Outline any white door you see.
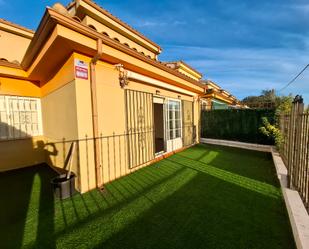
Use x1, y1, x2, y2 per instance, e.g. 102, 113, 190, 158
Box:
166, 99, 183, 152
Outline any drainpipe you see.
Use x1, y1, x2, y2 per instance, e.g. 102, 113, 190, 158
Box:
90, 38, 103, 189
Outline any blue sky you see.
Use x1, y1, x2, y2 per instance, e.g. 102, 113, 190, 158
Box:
1, 0, 309, 103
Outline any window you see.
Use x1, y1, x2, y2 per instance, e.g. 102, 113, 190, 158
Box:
88, 25, 97, 31
113, 37, 120, 42
72, 16, 81, 22
0, 95, 42, 140
167, 100, 181, 140
102, 32, 109, 37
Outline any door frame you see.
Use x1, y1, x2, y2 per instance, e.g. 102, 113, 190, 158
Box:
165, 97, 183, 153
153, 96, 166, 156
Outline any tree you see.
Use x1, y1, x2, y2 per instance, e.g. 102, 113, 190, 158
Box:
243, 89, 293, 148
242, 89, 293, 112
275, 94, 293, 116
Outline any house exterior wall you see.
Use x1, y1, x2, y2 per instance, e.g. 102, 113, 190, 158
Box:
0, 51, 201, 193
177, 68, 200, 81
0, 77, 41, 97
41, 53, 96, 193
77, 56, 201, 191
82, 16, 155, 59
0, 1, 206, 194
73, 0, 160, 55
0, 29, 32, 62
0, 136, 45, 172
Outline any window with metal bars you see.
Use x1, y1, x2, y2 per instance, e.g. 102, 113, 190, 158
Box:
0, 95, 42, 140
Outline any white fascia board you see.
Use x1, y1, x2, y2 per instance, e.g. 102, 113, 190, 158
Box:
127, 70, 197, 97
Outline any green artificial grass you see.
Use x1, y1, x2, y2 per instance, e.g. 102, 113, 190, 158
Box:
0, 144, 296, 249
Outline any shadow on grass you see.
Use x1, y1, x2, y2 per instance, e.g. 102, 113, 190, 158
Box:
0, 144, 296, 249
95, 171, 295, 249
0, 164, 57, 249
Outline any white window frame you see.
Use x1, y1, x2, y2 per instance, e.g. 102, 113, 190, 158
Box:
0, 95, 43, 140
167, 99, 182, 140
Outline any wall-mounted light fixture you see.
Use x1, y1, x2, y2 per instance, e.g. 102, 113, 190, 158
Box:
156, 90, 160, 95
178, 95, 181, 99
115, 64, 129, 88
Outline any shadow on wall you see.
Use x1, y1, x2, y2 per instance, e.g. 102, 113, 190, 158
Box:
0, 122, 58, 249
0, 121, 77, 175
0, 121, 60, 171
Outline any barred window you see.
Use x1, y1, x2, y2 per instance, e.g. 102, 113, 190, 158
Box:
0, 95, 42, 140
167, 100, 182, 140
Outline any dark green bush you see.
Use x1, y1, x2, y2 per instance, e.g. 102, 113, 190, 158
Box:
201, 109, 276, 145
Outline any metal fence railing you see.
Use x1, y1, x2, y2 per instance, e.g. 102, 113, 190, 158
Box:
279, 96, 309, 212
44, 126, 197, 191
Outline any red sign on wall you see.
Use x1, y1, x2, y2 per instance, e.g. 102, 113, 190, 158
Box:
75, 59, 88, 80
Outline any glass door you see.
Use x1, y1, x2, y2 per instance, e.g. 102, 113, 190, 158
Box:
166, 99, 182, 152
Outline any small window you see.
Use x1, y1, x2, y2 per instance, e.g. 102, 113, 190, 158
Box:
0, 58, 8, 62
0, 95, 42, 140
132, 48, 137, 51
140, 52, 145, 55
147, 55, 152, 59
124, 43, 130, 47
73, 16, 81, 22
88, 25, 97, 31
113, 37, 120, 42
102, 32, 109, 37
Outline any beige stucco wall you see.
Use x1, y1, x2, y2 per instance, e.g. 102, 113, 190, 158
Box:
41, 79, 80, 181
0, 50, 200, 194
88, 58, 200, 188
41, 80, 78, 140
177, 67, 200, 81
40, 54, 82, 189
0, 77, 41, 97
0, 29, 31, 62
82, 16, 155, 59
0, 136, 46, 172
74, 56, 96, 192
77, 0, 160, 55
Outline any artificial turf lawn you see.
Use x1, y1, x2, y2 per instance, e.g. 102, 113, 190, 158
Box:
0, 144, 296, 249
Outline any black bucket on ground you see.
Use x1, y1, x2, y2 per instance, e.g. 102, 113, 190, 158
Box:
51, 173, 76, 199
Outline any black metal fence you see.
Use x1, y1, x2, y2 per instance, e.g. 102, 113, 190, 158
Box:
46, 126, 196, 191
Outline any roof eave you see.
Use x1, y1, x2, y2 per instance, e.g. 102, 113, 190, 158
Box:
21, 7, 205, 92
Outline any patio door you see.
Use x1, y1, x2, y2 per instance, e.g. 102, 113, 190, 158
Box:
166, 99, 182, 152
125, 89, 154, 168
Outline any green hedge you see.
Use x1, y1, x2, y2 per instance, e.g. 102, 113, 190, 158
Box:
201, 109, 276, 145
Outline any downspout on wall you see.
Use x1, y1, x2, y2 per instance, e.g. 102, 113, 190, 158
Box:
90, 38, 102, 189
